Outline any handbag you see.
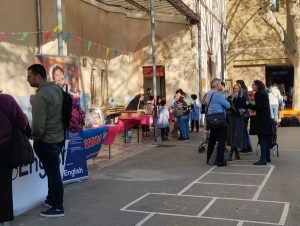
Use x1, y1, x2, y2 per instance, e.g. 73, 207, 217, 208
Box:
174, 109, 183, 118
11, 126, 34, 168
205, 93, 227, 130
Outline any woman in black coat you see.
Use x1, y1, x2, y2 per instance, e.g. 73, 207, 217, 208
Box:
247, 80, 272, 165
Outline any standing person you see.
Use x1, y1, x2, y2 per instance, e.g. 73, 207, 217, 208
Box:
205, 78, 231, 166
27, 64, 65, 217
175, 89, 190, 140
220, 81, 231, 98
237, 80, 253, 153
247, 80, 273, 165
0, 88, 29, 226
190, 94, 201, 132
170, 95, 179, 137
268, 83, 282, 124
157, 99, 170, 141
226, 83, 248, 161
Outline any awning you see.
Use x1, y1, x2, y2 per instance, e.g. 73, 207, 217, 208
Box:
95, 0, 200, 24
143, 66, 164, 77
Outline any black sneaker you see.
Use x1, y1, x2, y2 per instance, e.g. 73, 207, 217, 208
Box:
44, 200, 52, 208
40, 207, 65, 217
253, 161, 267, 166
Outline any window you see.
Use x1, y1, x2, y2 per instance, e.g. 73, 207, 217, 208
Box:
270, 0, 279, 12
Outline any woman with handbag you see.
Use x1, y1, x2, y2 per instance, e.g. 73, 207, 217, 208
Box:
247, 80, 273, 165
0, 88, 29, 226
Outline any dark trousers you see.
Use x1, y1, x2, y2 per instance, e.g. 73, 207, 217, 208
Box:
160, 127, 169, 140
33, 140, 64, 210
191, 120, 199, 132
0, 141, 14, 223
258, 135, 271, 163
207, 126, 227, 164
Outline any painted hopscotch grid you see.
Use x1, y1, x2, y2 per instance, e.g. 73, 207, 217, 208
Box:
120, 164, 290, 226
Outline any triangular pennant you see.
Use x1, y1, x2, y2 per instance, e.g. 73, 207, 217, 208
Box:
0, 32, 10, 41
17, 32, 30, 41
76, 37, 82, 49
113, 49, 118, 57
87, 41, 93, 52
44, 30, 51, 43
53, 25, 62, 32
106, 48, 110, 58
64, 32, 71, 42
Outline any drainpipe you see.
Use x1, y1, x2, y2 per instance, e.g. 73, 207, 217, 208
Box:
36, 0, 42, 54
150, 0, 158, 142
196, 0, 202, 98
220, 0, 225, 81
56, 0, 64, 55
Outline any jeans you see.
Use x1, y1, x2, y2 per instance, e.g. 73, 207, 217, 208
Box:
179, 115, 190, 139
270, 105, 279, 123
207, 126, 227, 164
33, 140, 64, 210
258, 135, 271, 163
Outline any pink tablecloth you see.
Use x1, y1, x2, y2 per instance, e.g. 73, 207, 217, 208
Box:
117, 115, 153, 132
103, 124, 123, 146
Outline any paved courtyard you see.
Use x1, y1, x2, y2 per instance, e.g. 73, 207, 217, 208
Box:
13, 127, 300, 226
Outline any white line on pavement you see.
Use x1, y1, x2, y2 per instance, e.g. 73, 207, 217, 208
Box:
231, 164, 272, 167
120, 193, 150, 211
197, 198, 218, 216
209, 172, 266, 176
177, 166, 216, 195
135, 213, 156, 226
195, 182, 259, 187
237, 221, 244, 226
252, 165, 274, 200
279, 202, 290, 225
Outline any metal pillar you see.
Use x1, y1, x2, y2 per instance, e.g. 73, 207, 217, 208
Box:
196, 0, 202, 99
36, 0, 42, 54
56, 0, 63, 55
150, 0, 158, 141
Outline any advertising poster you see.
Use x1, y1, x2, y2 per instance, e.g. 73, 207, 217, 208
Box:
63, 131, 89, 184
84, 126, 109, 160
34, 54, 80, 100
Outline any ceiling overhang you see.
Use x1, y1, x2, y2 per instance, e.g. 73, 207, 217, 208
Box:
95, 0, 200, 24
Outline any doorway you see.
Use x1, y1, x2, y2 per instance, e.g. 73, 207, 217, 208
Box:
142, 66, 166, 97
266, 66, 294, 108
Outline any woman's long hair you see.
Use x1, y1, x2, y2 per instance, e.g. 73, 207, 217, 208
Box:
233, 83, 243, 98
236, 80, 248, 92
253, 80, 266, 91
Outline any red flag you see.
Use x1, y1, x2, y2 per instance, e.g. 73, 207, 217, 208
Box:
76, 37, 82, 50
44, 30, 51, 43
0, 32, 10, 41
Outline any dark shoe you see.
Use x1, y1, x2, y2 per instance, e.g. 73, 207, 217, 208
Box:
266, 158, 271, 163
40, 207, 65, 217
217, 161, 228, 167
253, 161, 267, 166
228, 151, 233, 161
235, 150, 241, 160
44, 200, 52, 208
240, 149, 248, 153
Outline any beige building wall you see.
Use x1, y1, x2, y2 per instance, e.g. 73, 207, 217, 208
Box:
226, 0, 290, 88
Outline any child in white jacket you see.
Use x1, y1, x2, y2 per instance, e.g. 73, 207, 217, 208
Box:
157, 99, 170, 141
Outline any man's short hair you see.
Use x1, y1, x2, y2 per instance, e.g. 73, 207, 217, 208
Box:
221, 81, 226, 87
211, 78, 221, 88
28, 64, 47, 80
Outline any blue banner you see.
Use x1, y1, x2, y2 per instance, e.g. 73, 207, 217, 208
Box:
63, 130, 89, 183
83, 126, 109, 160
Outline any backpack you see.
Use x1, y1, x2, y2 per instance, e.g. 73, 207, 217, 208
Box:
61, 85, 85, 133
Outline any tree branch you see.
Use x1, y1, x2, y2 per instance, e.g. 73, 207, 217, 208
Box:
259, 1, 296, 54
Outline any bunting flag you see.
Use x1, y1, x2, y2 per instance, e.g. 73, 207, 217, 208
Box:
44, 30, 51, 43
17, 32, 29, 41
113, 49, 118, 57
87, 41, 93, 52
53, 25, 62, 32
0, 32, 10, 41
64, 32, 71, 42
76, 37, 82, 49
106, 47, 110, 58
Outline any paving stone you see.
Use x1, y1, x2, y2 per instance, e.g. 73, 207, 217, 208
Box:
200, 173, 265, 185
126, 194, 212, 216
184, 183, 257, 199
142, 214, 237, 226
203, 199, 285, 224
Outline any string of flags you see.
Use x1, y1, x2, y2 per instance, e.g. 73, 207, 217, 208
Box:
0, 25, 154, 62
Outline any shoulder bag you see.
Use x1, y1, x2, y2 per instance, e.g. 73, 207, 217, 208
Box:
205, 93, 227, 130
